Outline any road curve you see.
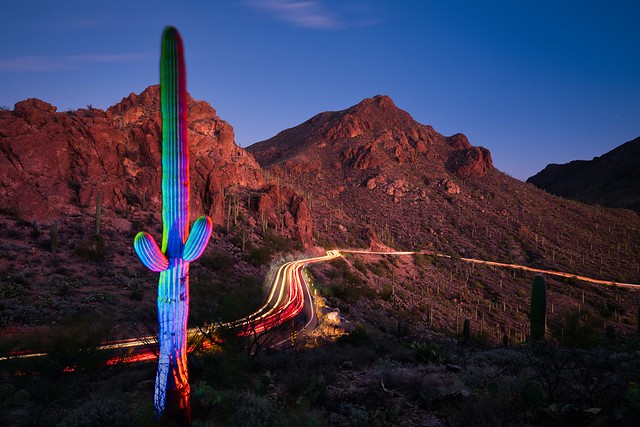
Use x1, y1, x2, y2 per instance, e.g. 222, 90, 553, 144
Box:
341, 249, 639, 289
2, 247, 635, 364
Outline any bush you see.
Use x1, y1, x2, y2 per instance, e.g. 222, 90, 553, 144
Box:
246, 246, 273, 266
353, 257, 368, 274
337, 325, 372, 347
73, 234, 108, 262
201, 249, 237, 273
410, 341, 447, 364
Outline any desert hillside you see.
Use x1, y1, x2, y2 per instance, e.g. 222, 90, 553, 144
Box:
528, 136, 640, 211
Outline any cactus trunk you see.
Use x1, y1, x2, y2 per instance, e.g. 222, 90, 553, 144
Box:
133, 27, 212, 425
530, 274, 547, 341
462, 318, 470, 343
95, 191, 102, 235
155, 259, 191, 423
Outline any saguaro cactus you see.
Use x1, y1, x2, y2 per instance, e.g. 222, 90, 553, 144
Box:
95, 190, 102, 235
530, 274, 547, 341
133, 26, 212, 424
462, 318, 470, 343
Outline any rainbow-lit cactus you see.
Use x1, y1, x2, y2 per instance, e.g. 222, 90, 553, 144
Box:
133, 26, 212, 423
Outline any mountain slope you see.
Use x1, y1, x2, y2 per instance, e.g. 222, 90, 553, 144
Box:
248, 96, 640, 284
0, 86, 313, 243
527, 136, 640, 211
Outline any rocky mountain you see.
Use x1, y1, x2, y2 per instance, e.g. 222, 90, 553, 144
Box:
248, 95, 640, 284
2, 90, 640, 427
527, 136, 640, 211
0, 86, 312, 243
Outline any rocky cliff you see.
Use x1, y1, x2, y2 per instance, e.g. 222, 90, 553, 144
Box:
0, 86, 313, 244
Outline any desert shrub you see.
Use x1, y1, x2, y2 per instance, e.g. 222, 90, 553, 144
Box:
368, 259, 390, 277
410, 341, 447, 364
264, 231, 302, 253
378, 285, 393, 301
0, 280, 29, 298
73, 234, 108, 262
128, 283, 144, 301
81, 291, 117, 305
327, 282, 375, 303
337, 325, 372, 347
353, 257, 368, 274
414, 253, 436, 268
57, 397, 130, 427
201, 249, 237, 273
246, 246, 273, 266
555, 311, 602, 349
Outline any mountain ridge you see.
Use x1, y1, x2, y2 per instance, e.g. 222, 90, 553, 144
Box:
247, 94, 639, 285
527, 136, 640, 211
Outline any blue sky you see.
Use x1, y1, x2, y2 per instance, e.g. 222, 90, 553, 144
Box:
1, 0, 638, 180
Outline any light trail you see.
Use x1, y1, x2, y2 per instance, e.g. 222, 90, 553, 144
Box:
0, 251, 340, 364
2, 247, 635, 365
341, 249, 639, 289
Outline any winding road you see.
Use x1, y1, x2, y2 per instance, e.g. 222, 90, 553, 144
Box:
1, 248, 636, 364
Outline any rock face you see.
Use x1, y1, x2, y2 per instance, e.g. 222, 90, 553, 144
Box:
446, 146, 493, 178
247, 94, 495, 251
0, 86, 313, 244
527, 136, 640, 211
243, 92, 639, 280
249, 94, 492, 178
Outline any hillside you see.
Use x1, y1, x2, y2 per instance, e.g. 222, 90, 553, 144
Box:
527, 136, 640, 211
0, 86, 313, 243
247, 96, 640, 284
2, 91, 640, 426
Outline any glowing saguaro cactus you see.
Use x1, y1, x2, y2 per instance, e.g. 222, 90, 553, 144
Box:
133, 26, 212, 423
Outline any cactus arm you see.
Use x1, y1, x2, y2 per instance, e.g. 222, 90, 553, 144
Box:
134, 232, 169, 272
160, 26, 190, 257
133, 26, 211, 423
183, 216, 213, 262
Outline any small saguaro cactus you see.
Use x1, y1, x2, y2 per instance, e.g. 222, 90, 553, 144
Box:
530, 274, 547, 341
133, 26, 212, 424
95, 191, 102, 235
462, 318, 470, 343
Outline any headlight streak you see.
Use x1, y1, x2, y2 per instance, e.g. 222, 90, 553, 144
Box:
2, 248, 636, 366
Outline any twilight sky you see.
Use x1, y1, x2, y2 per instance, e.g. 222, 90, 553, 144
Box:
1, 0, 638, 180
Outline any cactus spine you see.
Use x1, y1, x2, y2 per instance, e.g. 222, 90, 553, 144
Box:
530, 274, 547, 341
133, 27, 212, 424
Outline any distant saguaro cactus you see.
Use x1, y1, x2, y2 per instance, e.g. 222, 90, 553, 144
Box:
462, 318, 470, 343
133, 26, 212, 424
530, 274, 547, 341
95, 191, 102, 235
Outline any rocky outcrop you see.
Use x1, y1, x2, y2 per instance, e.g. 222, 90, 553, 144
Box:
257, 184, 313, 244
446, 146, 493, 178
0, 87, 314, 245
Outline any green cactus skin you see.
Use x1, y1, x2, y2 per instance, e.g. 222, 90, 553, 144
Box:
133, 27, 212, 424
530, 274, 547, 341
95, 191, 102, 235
462, 318, 470, 342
